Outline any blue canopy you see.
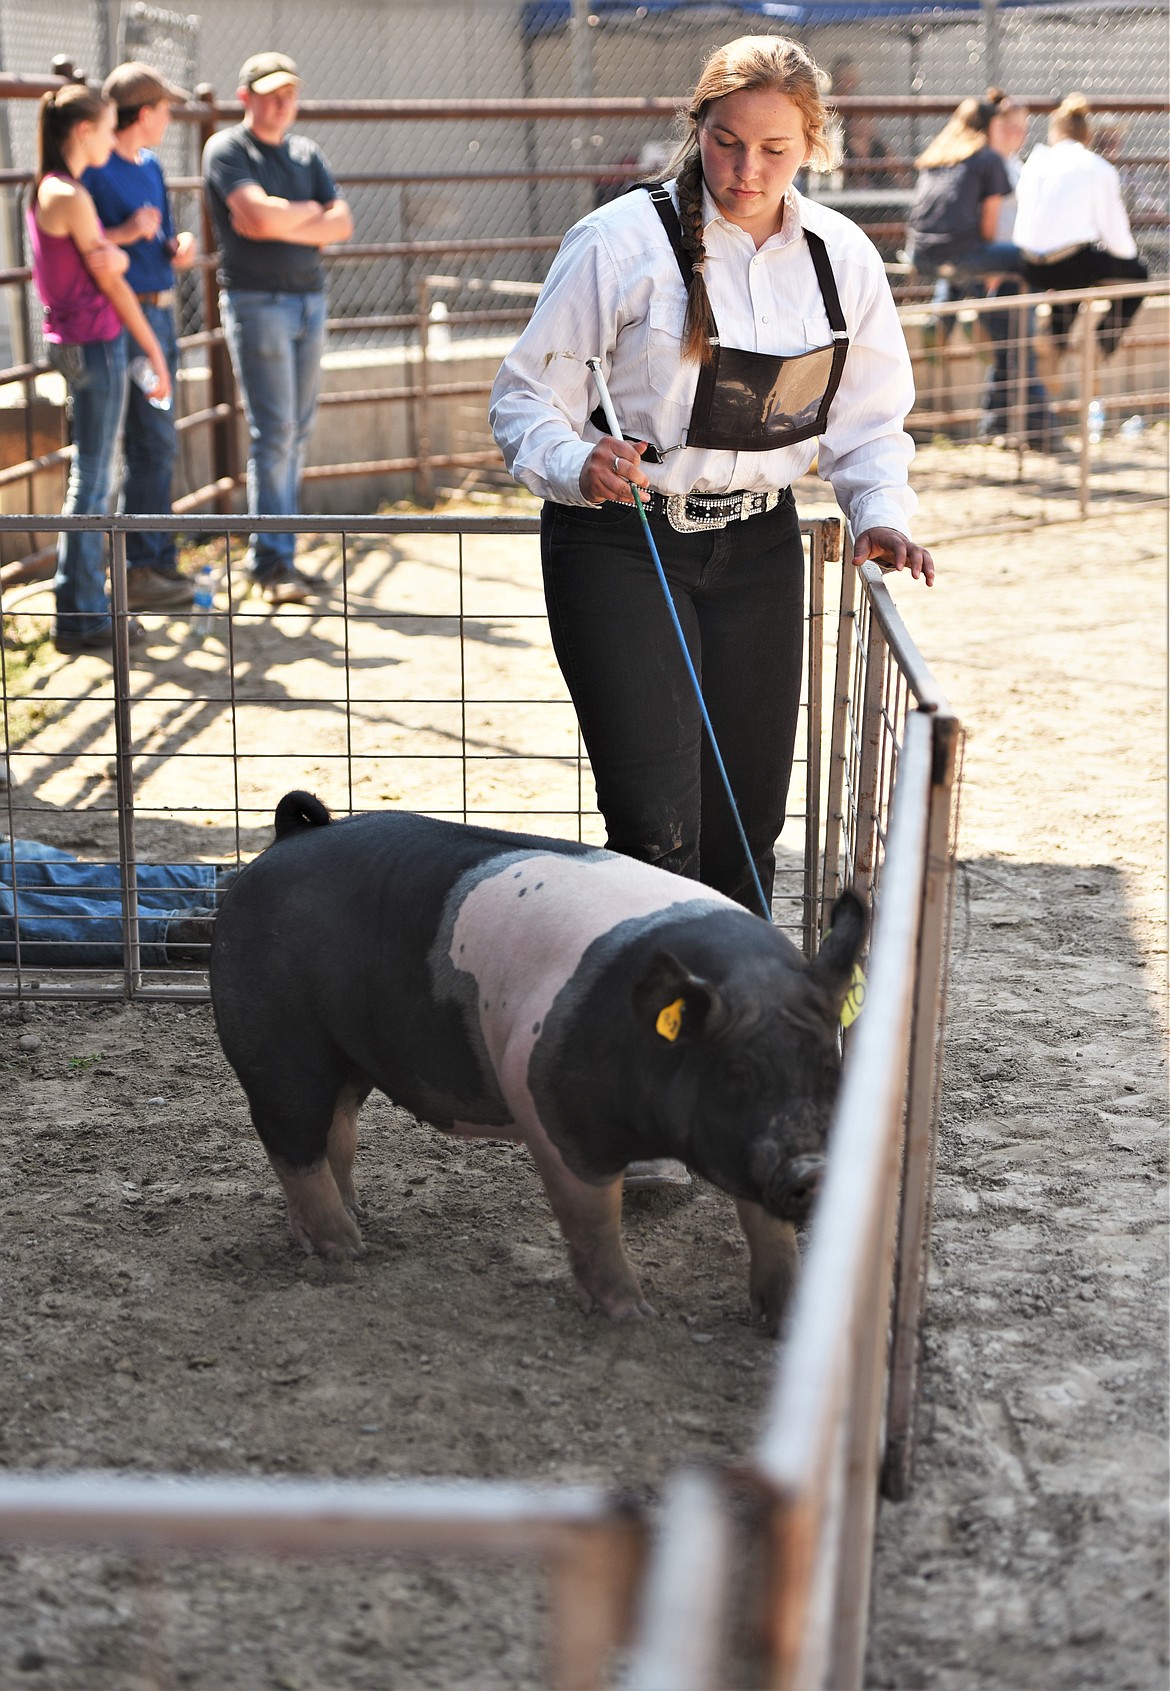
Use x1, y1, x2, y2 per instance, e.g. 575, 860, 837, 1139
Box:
522, 0, 1065, 37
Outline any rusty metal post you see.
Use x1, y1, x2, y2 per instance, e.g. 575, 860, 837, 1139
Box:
414, 276, 435, 507
1078, 299, 1101, 518
195, 87, 239, 514
623, 1469, 732, 1691
1009, 291, 1028, 462
546, 1511, 645, 1691
803, 521, 828, 957
851, 607, 887, 906
882, 712, 963, 1501
108, 525, 141, 995
821, 548, 857, 924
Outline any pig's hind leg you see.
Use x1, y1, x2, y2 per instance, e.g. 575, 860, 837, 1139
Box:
247, 1067, 371, 1262
326, 1082, 369, 1220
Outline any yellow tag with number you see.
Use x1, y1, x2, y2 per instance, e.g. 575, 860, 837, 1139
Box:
656, 997, 685, 1041
840, 963, 867, 1029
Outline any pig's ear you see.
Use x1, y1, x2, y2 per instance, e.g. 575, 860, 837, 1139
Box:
632, 950, 727, 1045
810, 891, 868, 1009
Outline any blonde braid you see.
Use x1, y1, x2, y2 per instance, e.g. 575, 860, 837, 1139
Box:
676, 152, 718, 366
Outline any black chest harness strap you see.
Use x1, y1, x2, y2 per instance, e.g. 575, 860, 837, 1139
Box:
589, 183, 850, 460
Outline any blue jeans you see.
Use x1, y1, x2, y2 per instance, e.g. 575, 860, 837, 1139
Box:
914, 239, 1023, 298
121, 302, 181, 575
220, 288, 327, 578
49, 336, 128, 640
0, 841, 216, 969
981, 278, 1056, 445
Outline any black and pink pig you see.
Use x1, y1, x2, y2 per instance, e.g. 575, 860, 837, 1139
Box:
209, 792, 865, 1333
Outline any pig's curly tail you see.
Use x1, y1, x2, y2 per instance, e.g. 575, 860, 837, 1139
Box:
275, 790, 332, 838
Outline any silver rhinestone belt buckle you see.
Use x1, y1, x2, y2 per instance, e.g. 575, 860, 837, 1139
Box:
665, 492, 741, 533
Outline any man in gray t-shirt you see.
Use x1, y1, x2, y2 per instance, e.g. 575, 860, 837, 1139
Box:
202, 53, 353, 602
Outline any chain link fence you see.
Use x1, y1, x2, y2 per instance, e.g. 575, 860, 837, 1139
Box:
1, 1, 1165, 340
0, 1, 1164, 536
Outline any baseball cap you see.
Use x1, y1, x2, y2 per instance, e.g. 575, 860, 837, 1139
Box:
103, 61, 190, 108
239, 52, 301, 95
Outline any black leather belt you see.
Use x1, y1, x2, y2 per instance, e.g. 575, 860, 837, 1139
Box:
642, 488, 784, 533
1021, 243, 1094, 267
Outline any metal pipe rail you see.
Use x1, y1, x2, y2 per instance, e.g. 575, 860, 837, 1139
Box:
0, 1473, 647, 1691
755, 710, 933, 1691
0, 525, 963, 1685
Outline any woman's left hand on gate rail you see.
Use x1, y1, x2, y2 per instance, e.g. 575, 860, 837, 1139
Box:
853, 528, 935, 587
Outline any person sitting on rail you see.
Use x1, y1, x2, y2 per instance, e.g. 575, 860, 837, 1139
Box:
1014, 92, 1149, 361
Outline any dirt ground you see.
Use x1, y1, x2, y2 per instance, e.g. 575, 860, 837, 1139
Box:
0, 437, 1166, 1689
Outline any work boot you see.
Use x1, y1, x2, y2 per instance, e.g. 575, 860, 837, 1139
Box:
256, 565, 315, 607
54, 617, 147, 656
164, 906, 217, 967
126, 568, 196, 611
623, 1158, 692, 1192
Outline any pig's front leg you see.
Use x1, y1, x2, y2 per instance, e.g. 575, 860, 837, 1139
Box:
525, 1131, 654, 1321
735, 1197, 799, 1335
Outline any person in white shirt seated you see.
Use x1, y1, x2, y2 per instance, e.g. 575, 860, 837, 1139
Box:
978, 100, 1058, 449
1014, 92, 1148, 358
491, 33, 932, 918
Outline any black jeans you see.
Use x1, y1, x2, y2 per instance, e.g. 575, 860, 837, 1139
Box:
542, 491, 804, 911
1022, 248, 1149, 359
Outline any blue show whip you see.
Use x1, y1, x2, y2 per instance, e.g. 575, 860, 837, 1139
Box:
585, 357, 772, 924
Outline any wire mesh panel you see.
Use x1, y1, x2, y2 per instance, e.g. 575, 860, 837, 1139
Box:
0, 512, 841, 998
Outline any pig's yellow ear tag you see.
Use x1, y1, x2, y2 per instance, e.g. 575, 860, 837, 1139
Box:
656, 997, 685, 1041
840, 964, 866, 1029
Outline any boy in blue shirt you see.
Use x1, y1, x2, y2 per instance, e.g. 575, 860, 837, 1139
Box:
84, 62, 198, 611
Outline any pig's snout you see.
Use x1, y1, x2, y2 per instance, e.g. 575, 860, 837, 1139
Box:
753, 1141, 825, 1221
779, 1154, 824, 1216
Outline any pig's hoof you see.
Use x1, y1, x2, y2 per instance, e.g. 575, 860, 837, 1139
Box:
617, 1297, 657, 1321
748, 1287, 788, 1337
599, 1293, 657, 1321
289, 1214, 367, 1262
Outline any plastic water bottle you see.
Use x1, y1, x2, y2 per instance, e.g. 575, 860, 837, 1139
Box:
1087, 398, 1105, 444
428, 299, 451, 355
191, 565, 216, 638
1119, 413, 1146, 439
128, 355, 172, 411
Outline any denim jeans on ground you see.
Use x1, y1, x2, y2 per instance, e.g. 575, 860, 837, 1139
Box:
121, 302, 180, 575
1, 842, 216, 969
541, 492, 805, 912
220, 288, 327, 578
50, 336, 128, 639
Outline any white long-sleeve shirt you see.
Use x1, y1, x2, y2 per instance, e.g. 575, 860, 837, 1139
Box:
489, 182, 917, 537
1013, 140, 1138, 260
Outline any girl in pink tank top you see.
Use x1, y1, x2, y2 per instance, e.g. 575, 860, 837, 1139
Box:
31, 82, 172, 652
27, 183, 120, 344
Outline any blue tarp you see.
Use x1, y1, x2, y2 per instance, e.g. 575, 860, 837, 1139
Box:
522, 0, 1086, 37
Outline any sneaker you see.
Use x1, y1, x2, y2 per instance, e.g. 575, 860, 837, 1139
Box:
164, 905, 218, 966
256, 566, 314, 607
127, 568, 196, 611
54, 617, 147, 656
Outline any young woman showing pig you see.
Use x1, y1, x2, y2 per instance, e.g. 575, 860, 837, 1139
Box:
491, 34, 932, 922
